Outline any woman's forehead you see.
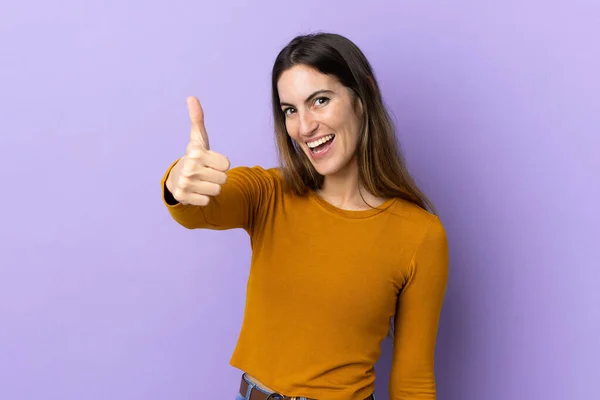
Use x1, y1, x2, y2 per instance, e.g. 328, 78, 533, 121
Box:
278, 65, 340, 100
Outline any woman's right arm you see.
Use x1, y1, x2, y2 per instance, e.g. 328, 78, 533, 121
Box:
161, 159, 275, 232
160, 96, 274, 233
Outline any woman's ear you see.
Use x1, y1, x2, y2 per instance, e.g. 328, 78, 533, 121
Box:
367, 75, 376, 91
354, 92, 364, 117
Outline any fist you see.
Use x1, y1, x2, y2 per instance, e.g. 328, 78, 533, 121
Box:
166, 96, 231, 206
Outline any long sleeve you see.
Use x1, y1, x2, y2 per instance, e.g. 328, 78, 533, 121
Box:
160, 159, 276, 233
389, 216, 449, 399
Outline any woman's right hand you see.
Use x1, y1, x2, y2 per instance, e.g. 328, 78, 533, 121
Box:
165, 96, 231, 206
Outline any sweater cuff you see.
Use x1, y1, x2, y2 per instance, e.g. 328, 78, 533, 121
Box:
161, 159, 183, 208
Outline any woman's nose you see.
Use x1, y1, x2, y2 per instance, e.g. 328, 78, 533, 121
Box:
298, 111, 318, 137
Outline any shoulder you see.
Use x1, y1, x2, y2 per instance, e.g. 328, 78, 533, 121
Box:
225, 165, 284, 196
386, 199, 448, 256
227, 165, 282, 183
391, 198, 444, 234
400, 201, 448, 266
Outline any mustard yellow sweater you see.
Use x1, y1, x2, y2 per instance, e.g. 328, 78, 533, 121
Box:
161, 161, 449, 400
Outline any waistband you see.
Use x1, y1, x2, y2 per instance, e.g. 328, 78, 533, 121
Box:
239, 373, 375, 400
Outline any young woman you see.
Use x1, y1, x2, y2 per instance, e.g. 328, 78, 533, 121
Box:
161, 32, 449, 400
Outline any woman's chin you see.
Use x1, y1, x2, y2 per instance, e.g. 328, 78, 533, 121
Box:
311, 159, 346, 177
311, 153, 357, 178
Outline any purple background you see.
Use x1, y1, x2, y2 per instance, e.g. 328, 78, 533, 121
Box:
1, 1, 599, 399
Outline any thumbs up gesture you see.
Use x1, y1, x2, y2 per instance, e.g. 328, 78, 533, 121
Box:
166, 96, 231, 206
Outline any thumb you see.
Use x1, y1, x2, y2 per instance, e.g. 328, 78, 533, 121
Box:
187, 96, 210, 150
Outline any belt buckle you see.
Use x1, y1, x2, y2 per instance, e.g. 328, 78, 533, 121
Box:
266, 392, 297, 400
266, 394, 295, 400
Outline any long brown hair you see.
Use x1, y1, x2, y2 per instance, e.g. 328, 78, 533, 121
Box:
271, 32, 436, 214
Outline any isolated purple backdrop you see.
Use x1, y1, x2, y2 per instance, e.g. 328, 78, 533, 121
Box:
1, 1, 599, 399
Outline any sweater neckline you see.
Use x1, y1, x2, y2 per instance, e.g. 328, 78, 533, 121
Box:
307, 190, 397, 219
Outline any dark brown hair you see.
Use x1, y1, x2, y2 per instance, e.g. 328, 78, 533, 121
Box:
271, 32, 436, 214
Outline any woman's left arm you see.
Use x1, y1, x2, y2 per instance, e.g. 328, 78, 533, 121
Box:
389, 216, 449, 400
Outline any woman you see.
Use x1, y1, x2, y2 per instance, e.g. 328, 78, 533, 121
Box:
161, 32, 448, 400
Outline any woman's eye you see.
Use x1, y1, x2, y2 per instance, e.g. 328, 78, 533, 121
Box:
282, 98, 327, 116
315, 97, 329, 106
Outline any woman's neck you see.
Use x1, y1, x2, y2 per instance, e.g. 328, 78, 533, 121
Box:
316, 159, 387, 211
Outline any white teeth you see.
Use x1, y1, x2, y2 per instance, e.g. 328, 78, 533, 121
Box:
307, 134, 334, 148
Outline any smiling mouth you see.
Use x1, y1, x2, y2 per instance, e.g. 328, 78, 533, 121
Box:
307, 134, 335, 154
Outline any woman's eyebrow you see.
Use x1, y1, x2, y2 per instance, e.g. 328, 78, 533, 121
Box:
280, 89, 335, 107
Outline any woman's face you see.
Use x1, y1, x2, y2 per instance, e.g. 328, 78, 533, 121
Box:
277, 64, 363, 177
